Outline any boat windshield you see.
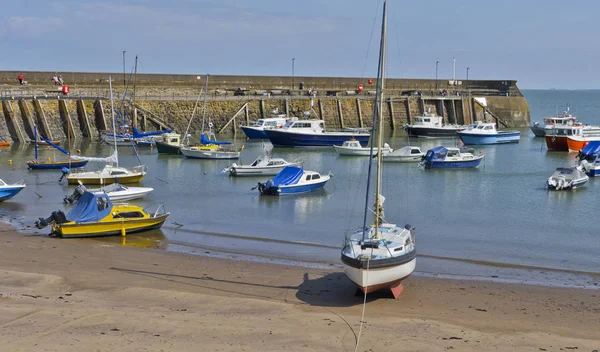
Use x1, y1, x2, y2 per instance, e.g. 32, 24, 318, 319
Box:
253, 120, 265, 127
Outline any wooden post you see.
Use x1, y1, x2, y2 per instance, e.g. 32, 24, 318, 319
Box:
58, 100, 76, 142
244, 103, 249, 125
450, 99, 457, 124
76, 100, 94, 138
132, 107, 138, 130
218, 102, 249, 134
388, 99, 395, 130
94, 100, 108, 131
405, 99, 412, 125
32, 99, 53, 140
337, 99, 345, 129
318, 99, 324, 119
419, 97, 425, 114
356, 98, 363, 128
260, 99, 266, 119
285, 99, 290, 118
18, 100, 36, 140
2, 101, 26, 142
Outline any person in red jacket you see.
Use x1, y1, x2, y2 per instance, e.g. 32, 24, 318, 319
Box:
18, 74, 24, 85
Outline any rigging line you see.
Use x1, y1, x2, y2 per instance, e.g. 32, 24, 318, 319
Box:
360, 0, 384, 79
354, 250, 372, 352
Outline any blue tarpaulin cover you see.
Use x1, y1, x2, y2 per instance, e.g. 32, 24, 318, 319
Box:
132, 127, 173, 138
201, 133, 232, 145
66, 191, 113, 223
424, 146, 448, 162
269, 166, 304, 186
581, 141, 600, 157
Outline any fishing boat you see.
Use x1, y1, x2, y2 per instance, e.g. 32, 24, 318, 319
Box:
35, 191, 168, 238
566, 134, 600, 152
420, 146, 484, 169
65, 78, 147, 185
240, 111, 290, 139
530, 108, 579, 137
403, 110, 469, 138
256, 166, 330, 195
547, 166, 589, 190
223, 153, 301, 176
457, 121, 520, 145
333, 139, 392, 156
155, 132, 182, 154
264, 119, 370, 147
544, 124, 600, 151
578, 141, 600, 177
341, 0, 416, 300
0, 179, 26, 201
381, 146, 424, 162
27, 126, 88, 170
64, 183, 154, 203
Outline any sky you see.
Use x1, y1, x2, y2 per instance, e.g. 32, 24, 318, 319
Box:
0, 0, 598, 89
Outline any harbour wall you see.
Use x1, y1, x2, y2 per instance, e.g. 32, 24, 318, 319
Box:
0, 71, 529, 142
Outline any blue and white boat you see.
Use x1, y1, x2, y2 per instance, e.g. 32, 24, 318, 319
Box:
241, 115, 290, 139
256, 166, 330, 195
547, 167, 589, 190
264, 120, 370, 147
578, 141, 600, 177
420, 146, 484, 169
457, 122, 520, 145
0, 179, 26, 201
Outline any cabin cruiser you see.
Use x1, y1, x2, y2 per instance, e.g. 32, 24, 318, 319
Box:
264, 119, 370, 147
403, 112, 468, 138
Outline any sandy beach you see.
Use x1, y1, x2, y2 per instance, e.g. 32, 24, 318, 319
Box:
0, 223, 598, 351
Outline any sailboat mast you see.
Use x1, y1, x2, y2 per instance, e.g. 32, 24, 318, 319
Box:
109, 76, 119, 168
183, 77, 205, 146
200, 74, 209, 134
34, 125, 38, 160
374, 0, 388, 232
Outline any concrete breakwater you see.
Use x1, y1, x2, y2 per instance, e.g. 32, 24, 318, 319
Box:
0, 71, 529, 142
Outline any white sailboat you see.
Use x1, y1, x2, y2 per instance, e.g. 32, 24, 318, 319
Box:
341, 0, 416, 299
180, 74, 243, 159
65, 77, 147, 185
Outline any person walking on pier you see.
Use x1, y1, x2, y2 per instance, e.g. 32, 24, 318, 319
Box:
18, 73, 24, 85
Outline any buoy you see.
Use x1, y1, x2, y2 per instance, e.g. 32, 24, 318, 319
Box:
62, 85, 70, 95
9, 159, 12, 164
357, 83, 364, 93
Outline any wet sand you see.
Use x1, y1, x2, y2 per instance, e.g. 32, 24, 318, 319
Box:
0, 223, 599, 351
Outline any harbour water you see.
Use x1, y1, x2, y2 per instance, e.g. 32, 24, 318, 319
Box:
1, 89, 599, 287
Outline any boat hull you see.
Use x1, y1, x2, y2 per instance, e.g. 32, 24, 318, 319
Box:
545, 135, 568, 151
530, 125, 546, 137
181, 148, 240, 159
230, 162, 302, 176
265, 129, 370, 147
382, 155, 422, 162
105, 188, 153, 201
0, 186, 25, 201
67, 173, 145, 185
342, 257, 416, 294
28, 160, 88, 170
404, 126, 463, 138
155, 141, 181, 154
241, 126, 268, 139
333, 146, 391, 156
547, 178, 588, 190
457, 132, 520, 145
424, 156, 484, 169
56, 214, 169, 238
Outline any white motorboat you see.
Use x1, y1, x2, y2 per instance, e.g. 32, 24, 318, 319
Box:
341, 0, 416, 300
64, 183, 154, 203
547, 166, 589, 190
63, 164, 147, 185
333, 139, 392, 156
0, 179, 26, 201
381, 146, 424, 162
403, 111, 469, 138
181, 145, 241, 159
240, 110, 291, 139
223, 154, 301, 176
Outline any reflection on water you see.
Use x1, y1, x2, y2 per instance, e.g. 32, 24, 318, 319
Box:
88, 229, 167, 249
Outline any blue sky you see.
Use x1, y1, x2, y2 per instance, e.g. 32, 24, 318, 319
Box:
1, 0, 598, 89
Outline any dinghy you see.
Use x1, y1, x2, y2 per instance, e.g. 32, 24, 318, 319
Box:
547, 166, 589, 190
256, 166, 330, 195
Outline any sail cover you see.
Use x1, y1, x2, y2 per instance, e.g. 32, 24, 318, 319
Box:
132, 127, 173, 138
71, 150, 119, 164
66, 191, 113, 223
40, 136, 70, 155
580, 141, 600, 157
269, 166, 304, 186
201, 133, 232, 145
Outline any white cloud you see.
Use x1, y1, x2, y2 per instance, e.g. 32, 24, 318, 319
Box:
6, 16, 64, 39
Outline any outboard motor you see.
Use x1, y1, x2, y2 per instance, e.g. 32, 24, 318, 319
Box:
59, 167, 70, 182
35, 210, 67, 229
64, 184, 87, 204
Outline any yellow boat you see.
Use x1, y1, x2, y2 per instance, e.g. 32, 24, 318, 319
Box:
35, 191, 169, 238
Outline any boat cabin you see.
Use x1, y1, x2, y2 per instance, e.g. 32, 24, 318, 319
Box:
302, 171, 323, 182
250, 157, 288, 167
251, 117, 288, 129
341, 139, 362, 148
465, 122, 498, 134
411, 112, 443, 127
160, 132, 181, 146
282, 119, 325, 133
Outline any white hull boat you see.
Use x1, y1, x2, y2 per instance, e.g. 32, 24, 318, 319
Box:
181, 146, 240, 159
334, 140, 392, 156
547, 166, 589, 190
65, 183, 154, 203
223, 155, 301, 176
63, 164, 147, 185
382, 146, 424, 162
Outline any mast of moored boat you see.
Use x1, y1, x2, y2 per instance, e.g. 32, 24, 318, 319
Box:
200, 74, 209, 137
33, 125, 38, 161
109, 77, 119, 168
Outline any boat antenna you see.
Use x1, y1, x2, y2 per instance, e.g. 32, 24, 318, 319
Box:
109, 76, 119, 168
361, 0, 387, 241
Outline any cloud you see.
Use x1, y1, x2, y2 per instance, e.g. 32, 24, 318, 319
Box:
6, 16, 64, 39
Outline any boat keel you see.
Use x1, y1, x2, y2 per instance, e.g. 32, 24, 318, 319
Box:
389, 281, 404, 299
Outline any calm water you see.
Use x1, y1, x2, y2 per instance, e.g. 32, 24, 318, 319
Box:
1, 89, 599, 285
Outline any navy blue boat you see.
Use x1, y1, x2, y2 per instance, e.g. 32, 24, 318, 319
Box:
264, 120, 370, 147
257, 166, 331, 195
420, 146, 484, 169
